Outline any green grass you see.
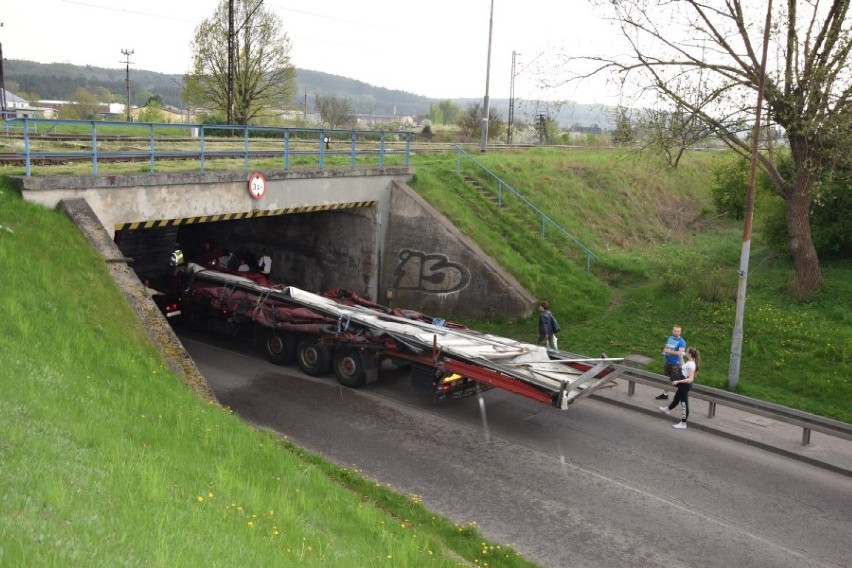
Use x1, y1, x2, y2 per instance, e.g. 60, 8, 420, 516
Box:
1, 144, 849, 565
0, 179, 535, 567
409, 149, 851, 423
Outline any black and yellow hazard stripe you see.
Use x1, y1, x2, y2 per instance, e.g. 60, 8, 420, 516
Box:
114, 200, 377, 232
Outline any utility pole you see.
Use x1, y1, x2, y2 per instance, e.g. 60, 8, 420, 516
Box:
1, 22, 7, 119
728, 0, 773, 390
479, 0, 495, 153
121, 49, 134, 122
508, 51, 517, 144
228, 0, 235, 127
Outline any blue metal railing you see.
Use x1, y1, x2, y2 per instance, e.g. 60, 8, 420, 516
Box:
1, 118, 414, 177
453, 145, 599, 273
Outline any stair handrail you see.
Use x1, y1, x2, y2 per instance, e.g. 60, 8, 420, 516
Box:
453, 145, 599, 273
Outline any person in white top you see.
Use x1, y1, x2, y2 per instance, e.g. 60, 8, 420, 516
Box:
659, 347, 700, 429
258, 248, 272, 275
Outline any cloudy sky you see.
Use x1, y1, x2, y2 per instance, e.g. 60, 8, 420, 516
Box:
2, 0, 624, 104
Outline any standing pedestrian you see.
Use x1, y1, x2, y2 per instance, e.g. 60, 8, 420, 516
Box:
656, 325, 686, 400
258, 248, 272, 276
660, 347, 700, 429
537, 300, 560, 351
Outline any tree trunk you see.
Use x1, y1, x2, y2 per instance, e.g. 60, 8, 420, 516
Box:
786, 176, 823, 295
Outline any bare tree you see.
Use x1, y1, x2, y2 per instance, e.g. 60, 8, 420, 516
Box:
314, 94, 355, 128
638, 91, 712, 167
574, 0, 852, 294
183, 0, 296, 125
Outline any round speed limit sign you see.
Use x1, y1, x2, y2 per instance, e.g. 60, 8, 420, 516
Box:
247, 172, 267, 200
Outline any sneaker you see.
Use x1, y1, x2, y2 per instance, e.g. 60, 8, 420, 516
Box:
673, 422, 687, 429
655, 393, 669, 400
659, 406, 671, 414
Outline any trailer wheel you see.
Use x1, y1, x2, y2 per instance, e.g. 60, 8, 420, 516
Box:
296, 338, 332, 376
332, 347, 366, 388
263, 331, 296, 365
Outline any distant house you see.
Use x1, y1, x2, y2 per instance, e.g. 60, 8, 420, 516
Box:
2, 89, 44, 118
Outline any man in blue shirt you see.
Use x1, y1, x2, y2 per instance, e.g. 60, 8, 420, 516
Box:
656, 325, 686, 400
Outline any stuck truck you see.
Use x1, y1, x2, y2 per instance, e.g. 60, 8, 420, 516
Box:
173, 257, 633, 409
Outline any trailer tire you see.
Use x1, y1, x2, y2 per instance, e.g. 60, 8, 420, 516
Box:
263, 331, 296, 365
332, 347, 366, 388
296, 338, 332, 376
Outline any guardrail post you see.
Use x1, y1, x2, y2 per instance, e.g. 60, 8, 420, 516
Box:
802, 428, 811, 446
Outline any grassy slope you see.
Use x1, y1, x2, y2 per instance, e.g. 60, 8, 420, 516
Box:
0, 180, 533, 567
409, 148, 851, 422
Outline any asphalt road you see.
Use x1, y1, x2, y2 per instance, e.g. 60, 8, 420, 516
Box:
179, 329, 852, 568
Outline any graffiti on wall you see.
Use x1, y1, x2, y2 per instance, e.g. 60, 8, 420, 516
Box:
392, 249, 470, 294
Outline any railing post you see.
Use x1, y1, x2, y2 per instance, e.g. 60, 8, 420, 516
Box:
498, 180, 503, 208
149, 123, 156, 173
540, 214, 546, 237
23, 118, 32, 177
350, 132, 357, 170
243, 125, 250, 171
283, 130, 290, 170
319, 130, 326, 169
92, 121, 98, 177
802, 428, 811, 446
200, 126, 206, 172
405, 133, 412, 167
456, 147, 462, 173
708, 401, 717, 418
627, 380, 636, 396
379, 132, 386, 169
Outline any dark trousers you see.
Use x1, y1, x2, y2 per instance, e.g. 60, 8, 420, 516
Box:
668, 383, 691, 422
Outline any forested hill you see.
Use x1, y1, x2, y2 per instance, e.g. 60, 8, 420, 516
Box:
4, 59, 432, 116
4, 59, 612, 126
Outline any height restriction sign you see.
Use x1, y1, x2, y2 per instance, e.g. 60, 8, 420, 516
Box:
247, 173, 267, 200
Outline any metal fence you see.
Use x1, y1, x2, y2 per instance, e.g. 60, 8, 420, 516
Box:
453, 145, 599, 273
613, 362, 852, 446
1, 118, 414, 177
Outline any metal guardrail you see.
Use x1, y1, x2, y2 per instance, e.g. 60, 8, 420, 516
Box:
613, 363, 852, 446
1, 118, 414, 177
452, 145, 599, 273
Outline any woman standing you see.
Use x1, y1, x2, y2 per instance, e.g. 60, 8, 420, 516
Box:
660, 347, 700, 429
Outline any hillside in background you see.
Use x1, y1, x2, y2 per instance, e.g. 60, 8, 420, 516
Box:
4, 59, 613, 127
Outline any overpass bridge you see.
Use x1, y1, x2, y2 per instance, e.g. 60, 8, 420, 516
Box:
15, 165, 535, 321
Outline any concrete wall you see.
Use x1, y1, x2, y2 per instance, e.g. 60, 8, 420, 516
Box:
16, 169, 536, 319
381, 181, 535, 319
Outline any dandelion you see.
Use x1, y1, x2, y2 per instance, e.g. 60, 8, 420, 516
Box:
196, 496, 204, 502
247, 521, 254, 528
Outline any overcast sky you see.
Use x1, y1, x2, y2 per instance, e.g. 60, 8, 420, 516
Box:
2, 0, 623, 104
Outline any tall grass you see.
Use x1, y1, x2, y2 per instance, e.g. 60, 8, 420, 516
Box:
410, 149, 851, 423
0, 179, 535, 567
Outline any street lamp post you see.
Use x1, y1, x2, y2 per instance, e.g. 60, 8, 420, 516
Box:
480, 0, 495, 153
